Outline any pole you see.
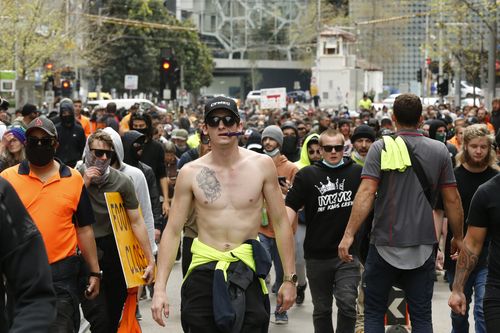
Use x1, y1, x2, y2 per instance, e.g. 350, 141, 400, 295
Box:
423, 14, 429, 98
438, 5, 444, 103
487, 0, 497, 107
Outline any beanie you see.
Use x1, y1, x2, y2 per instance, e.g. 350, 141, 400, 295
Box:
5, 126, 26, 144
59, 98, 74, 113
351, 124, 376, 143
262, 125, 283, 147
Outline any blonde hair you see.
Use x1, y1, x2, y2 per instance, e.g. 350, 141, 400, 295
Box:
455, 124, 499, 169
319, 128, 344, 146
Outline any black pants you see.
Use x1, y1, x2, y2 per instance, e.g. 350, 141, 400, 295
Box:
81, 235, 127, 333
49, 256, 81, 333
182, 236, 194, 277
484, 283, 500, 332
181, 265, 270, 333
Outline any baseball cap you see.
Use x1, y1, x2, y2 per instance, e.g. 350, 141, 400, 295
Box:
21, 103, 38, 116
204, 96, 239, 121
171, 128, 188, 140
26, 116, 58, 138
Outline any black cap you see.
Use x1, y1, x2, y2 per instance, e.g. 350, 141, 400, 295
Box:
26, 116, 58, 138
0, 97, 9, 111
204, 96, 239, 121
21, 103, 38, 116
351, 124, 376, 142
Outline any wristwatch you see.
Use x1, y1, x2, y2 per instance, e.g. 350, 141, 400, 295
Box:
89, 271, 103, 280
283, 273, 298, 285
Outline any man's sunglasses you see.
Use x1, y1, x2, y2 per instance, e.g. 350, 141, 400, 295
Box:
298, 127, 307, 131
27, 137, 55, 146
91, 149, 114, 158
206, 115, 238, 128
321, 145, 344, 153
308, 149, 321, 155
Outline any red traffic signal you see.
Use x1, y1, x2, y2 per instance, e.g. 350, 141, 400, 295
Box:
62, 80, 71, 89
45, 63, 53, 70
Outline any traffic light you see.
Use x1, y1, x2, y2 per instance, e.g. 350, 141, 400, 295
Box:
61, 80, 72, 97
161, 59, 171, 72
417, 68, 422, 82
438, 79, 449, 96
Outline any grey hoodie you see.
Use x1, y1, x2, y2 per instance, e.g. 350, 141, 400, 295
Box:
102, 127, 157, 254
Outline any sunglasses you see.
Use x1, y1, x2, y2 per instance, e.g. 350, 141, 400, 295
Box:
308, 149, 321, 155
27, 137, 55, 146
321, 145, 344, 153
206, 115, 238, 128
298, 127, 307, 131
91, 149, 114, 158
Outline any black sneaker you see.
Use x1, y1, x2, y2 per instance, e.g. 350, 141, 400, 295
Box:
136, 306, 142, 321
296, 283, 307, 305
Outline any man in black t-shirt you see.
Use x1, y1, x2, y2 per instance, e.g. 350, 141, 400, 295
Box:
130, 112, 170, 216
449, 171, 500, 331
442, 124, 499, 332
286, 129, 362, 333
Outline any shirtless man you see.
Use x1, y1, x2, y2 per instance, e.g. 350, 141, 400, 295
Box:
151, 96, 296, 332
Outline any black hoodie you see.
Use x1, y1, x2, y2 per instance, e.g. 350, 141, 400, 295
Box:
285, 158, 362, 259
428, 119, 457, 167
55, 101, 86, 168
122, 131, 164, 230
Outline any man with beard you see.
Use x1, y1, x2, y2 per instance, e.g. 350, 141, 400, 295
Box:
129, 112, 170, 216
260, 125, 299, 324
350, 124, 376, 167
78, 129, 155, 332
1, 116, 100, 332
55, 98, 86, 168
441, 124, 499, 332
476, 108, 495, 134
338, 119, 352, 157
171, 128, 190, 158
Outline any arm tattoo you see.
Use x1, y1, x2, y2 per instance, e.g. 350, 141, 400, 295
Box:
196, 167, 221, 203
452, 245, 479, 291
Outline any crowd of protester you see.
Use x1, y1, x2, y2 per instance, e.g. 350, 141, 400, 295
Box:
2, 91, 500, 332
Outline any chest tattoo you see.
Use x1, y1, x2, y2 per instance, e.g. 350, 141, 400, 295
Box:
196, 167, 222, 203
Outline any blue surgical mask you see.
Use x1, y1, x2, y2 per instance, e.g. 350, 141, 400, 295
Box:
322, 159, 344, 169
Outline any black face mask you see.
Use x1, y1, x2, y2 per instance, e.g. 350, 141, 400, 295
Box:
281, 136, 298, 155
26, 143, 55, 166
133, 128, 148, 136
61, 115, 74, 127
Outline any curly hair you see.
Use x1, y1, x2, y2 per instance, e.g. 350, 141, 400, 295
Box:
455, 124, 499, 170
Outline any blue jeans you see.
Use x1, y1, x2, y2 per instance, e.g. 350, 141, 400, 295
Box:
364, 245, 435, 333
447, 267, 487, 333
258, 233, 283, 292
306, 257, 360, 333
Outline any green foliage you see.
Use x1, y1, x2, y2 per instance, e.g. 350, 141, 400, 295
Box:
0, 0, 70, 79
90, 0, 213, 96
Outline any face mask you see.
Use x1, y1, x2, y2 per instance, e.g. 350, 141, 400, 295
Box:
281, 136, 298, 154
435, 132, 447, 143
264, 147, 280, 157
26, 143, 55, 167
133, 128, 148, 136
322, 159, 344, 169
85, 147, 111, 185
61, 115, 74, 127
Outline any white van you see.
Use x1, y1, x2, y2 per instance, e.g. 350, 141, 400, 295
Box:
86, 99, 166, 113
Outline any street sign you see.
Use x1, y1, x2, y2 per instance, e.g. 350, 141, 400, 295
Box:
163, 89, 171, 100
0, 70, 16, 92
385, 286, 408, 326
45, 91, 55, 104
124, 75, 138, 90
260, 87, 287, 109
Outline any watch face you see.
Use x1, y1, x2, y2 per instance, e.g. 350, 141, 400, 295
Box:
291, 274, 298, 283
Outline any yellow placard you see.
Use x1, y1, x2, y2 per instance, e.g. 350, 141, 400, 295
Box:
105, 192, 149, 288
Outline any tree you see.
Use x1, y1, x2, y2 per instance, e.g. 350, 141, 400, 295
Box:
87, 0, 213, 96
0, 0, 70, 79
